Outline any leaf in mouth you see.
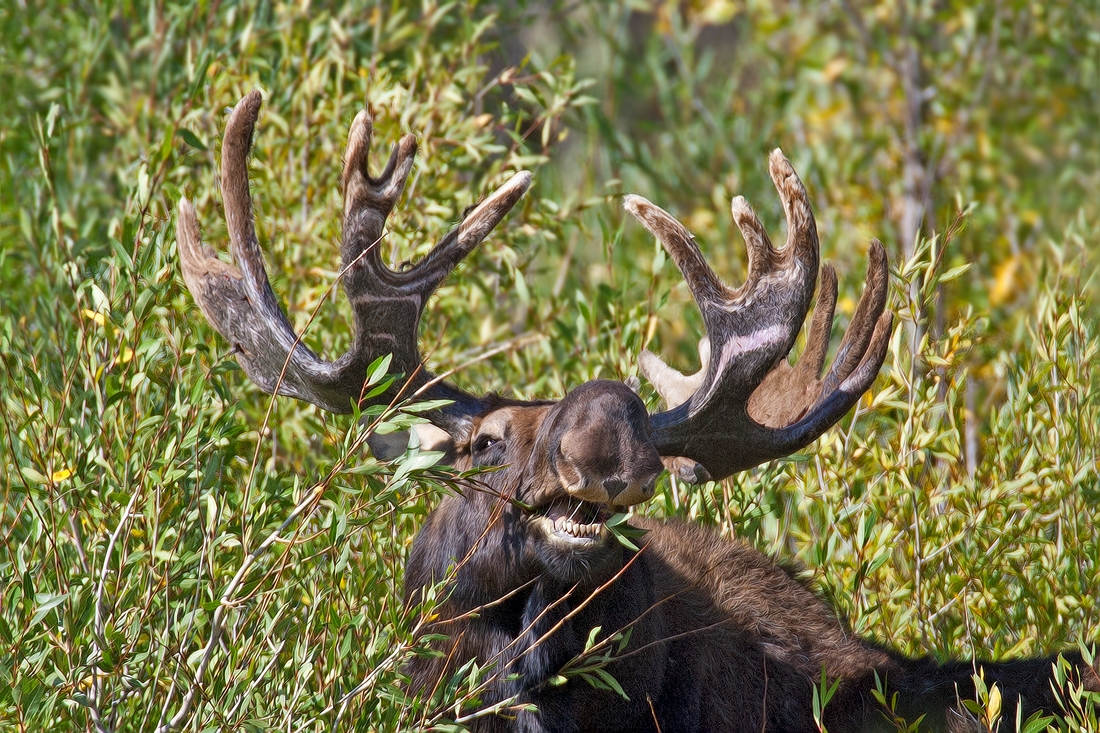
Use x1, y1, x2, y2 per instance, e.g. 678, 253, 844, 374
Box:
605, 513, 648, 551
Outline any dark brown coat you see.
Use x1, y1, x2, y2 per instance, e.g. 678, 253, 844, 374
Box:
404, 383, 1099, 732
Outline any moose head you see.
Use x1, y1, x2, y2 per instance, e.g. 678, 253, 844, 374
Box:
177, 90, 889, 585
177, 93, 1098, 731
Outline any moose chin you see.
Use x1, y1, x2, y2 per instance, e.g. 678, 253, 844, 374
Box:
177, 91, 1099, 732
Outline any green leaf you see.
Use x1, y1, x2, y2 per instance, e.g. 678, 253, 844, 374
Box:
20, 466, 47, 484
593, 668, 628, 699
30, 593, 68, 626
366, 353, 394, 387
177, 128, 208, 151
584, 625, 601, 651
605, 513, 648, 552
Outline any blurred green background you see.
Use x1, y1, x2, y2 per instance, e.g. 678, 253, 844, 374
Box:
2, 1, 1098, 730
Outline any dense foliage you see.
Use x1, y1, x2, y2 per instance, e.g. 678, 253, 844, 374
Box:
1, 1, 1097, 731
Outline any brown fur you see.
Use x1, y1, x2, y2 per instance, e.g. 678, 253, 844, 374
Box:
404, 383, 1099, 733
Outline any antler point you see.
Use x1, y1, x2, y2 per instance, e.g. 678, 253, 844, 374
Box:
622, 195, 664, 227
349, 110, 373, 138
232, 90, 263, 121
176, 198, 204, 260
768, 149, 800, 187
729, 196, 751, 217
345, 118, 371, 160
511, 170, 534, 190
867, 239, 888, 270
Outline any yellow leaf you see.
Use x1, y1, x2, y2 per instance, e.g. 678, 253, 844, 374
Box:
82, 309, 106, 327
823, 57, 848, 82
52, 468, 73, 482
696, 0, 738, 26
986, 684, 1002, 724
989, 254, 1020, 306
644, 314, 658, 347
686, 207, 715, 233
655, 3, 672, 34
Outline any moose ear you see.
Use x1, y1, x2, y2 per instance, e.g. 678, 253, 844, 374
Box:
367, 423, 455, 461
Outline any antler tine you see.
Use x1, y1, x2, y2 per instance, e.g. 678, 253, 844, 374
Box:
638, 337, 711, 410
340, 108, 417, 277
817, 240, 888, 397
626, 149, 891, 481
624, 151, 818, 408
179, 91, 341, 408
799, 264, 839, 379
410, 171, 534, 295
623, 196, 732, 312
769, 149, 820, 271
220, 90, 268, 296
338, 106, 532, 431
177, 92, 532, 433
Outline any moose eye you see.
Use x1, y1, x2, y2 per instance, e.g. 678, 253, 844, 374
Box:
473, 434, 500, 453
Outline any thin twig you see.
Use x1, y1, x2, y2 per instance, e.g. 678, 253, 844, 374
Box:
155, 484, 326, 733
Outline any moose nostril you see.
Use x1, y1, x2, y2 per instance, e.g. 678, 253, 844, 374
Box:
603, 477, 627, 497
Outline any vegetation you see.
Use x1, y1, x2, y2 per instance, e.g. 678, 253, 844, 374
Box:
1, 1, 1096, 730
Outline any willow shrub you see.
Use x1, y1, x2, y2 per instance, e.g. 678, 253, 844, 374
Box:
0, 1, 595, 730
3, 2, 1099, 732
646, 232, 1099, 731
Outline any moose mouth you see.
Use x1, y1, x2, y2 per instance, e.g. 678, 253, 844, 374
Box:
530, 498, 613, 548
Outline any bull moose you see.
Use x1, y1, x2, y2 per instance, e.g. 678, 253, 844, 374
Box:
176, 91, 1099, 731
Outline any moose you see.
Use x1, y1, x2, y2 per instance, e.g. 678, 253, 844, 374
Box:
177, 91, 1098, 732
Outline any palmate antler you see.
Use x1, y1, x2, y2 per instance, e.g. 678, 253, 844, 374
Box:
178, 92, 889, 486
176, 91, 530, 436
626, 150, 891, 481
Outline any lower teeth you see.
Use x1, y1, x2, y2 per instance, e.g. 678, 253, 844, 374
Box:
555, 518, 599, 538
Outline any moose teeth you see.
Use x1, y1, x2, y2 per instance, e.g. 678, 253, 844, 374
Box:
554, 518, 600, 538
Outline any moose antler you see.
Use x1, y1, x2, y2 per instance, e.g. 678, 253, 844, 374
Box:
176, 91, 531, 435
626, 150, 891, 481
178, 93, 887, 481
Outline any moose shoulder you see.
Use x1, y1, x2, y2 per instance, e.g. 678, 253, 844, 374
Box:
177, 92, 1099, 732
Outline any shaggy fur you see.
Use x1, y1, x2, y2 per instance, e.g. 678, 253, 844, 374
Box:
404, 383, 1099, 732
